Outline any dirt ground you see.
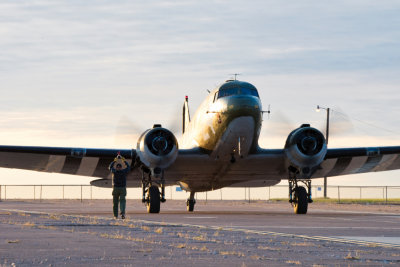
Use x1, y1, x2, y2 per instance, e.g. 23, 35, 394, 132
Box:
1, 200, 400, 266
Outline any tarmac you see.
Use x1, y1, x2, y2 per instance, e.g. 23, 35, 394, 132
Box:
1, 199, 400, 266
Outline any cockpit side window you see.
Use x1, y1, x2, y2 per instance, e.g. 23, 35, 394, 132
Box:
213, 92, 218, 102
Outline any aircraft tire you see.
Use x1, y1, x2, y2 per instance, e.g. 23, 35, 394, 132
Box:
147, 185, 160, 213
293, 186, 308, 214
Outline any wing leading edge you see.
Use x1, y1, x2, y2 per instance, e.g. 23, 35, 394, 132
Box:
0, 145, 135, 179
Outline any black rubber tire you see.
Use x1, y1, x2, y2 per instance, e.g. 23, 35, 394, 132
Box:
147, 185, 160, 213
187, 199, 195, 212
293, 186, 308, 214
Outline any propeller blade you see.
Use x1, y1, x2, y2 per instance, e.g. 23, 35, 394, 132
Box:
316, 107, 354, 138
114, 116, 143, 147
263, 109, 296, 136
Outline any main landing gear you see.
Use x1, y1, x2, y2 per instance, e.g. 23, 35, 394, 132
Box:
289, 176, 313, 214
141, 168, 166, 213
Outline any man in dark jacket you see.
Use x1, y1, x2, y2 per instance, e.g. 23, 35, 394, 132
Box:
109, 155, 130, 219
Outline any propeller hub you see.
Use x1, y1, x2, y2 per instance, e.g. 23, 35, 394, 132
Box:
152, 136, 168, 153
301, 136, 317, 154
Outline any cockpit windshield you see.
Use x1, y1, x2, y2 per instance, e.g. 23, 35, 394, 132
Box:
240, 87, 259, 97
218, 87, 239, 98
217, 83, 259, 99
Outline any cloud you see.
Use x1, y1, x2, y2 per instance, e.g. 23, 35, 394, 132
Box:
1, 0, 400, 185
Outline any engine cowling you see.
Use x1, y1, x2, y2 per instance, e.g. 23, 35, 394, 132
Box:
136, 125, 178, 176
284, 124, 327, 178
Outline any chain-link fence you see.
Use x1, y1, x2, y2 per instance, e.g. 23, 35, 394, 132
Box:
1, 184, 400, 203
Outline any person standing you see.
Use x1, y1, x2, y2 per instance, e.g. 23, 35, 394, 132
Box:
109, 154, 130, 219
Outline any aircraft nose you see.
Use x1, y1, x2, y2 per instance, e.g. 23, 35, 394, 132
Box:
227, 96, 261, 114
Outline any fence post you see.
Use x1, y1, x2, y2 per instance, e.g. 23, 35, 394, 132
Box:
338, 186, 340, 203
383, 187, 385, 200
269, 186, 271, 200
386, 186, 388, 204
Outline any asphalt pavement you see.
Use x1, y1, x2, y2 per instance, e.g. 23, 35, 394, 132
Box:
1, 199, 400, 266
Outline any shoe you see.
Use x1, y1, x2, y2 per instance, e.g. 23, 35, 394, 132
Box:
114, 216, 118, 219
121, 214, 125, 219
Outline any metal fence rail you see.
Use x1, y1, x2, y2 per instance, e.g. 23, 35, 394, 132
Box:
1, 184, 400, 202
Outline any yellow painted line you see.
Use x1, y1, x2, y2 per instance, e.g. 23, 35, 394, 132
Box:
3, 208, 400, 249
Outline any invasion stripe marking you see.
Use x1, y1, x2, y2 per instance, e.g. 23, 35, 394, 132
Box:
93, 157, 113, 178
312, 158, 337, 178
356, 155, 383, 174
387, 155, 400, 171
61, 156, 82, 174
77, 157, 100, 176
343, 156, 368, 175
372, 154, 398, 172
45, 155, 66, 172
326, 157, 352, 177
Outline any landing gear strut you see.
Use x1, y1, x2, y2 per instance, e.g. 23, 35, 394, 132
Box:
289, 176, 313, 214
141, 168, 166, 213
187, 192, 196, 212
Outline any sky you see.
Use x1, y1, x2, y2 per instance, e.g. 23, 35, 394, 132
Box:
0, 0, 400, 187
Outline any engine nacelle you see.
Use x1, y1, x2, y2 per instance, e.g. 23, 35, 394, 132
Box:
136, 125, 178, 177
284, 124, 327, 178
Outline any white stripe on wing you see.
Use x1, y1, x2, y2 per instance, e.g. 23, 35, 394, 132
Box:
372, 154, 399, 172
45, 155, 66, 172
343, 156, 368, 175
77, 157, 100, 176
313, 158, 337, 177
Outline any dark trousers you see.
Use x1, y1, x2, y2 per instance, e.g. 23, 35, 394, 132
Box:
112, 187, 126, 217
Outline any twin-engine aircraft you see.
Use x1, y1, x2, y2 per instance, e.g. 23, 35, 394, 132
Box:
1, 80, 400, 214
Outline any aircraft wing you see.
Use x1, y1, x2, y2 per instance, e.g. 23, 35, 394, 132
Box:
0, 145, 135, 179
0, 145, 215, 188
0, 145, 212, 187
1, 144, 400, 188
311, 146, 400, 178
165, 145, 400, 188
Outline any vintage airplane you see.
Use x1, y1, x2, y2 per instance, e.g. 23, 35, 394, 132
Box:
1, 79, 399, 214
